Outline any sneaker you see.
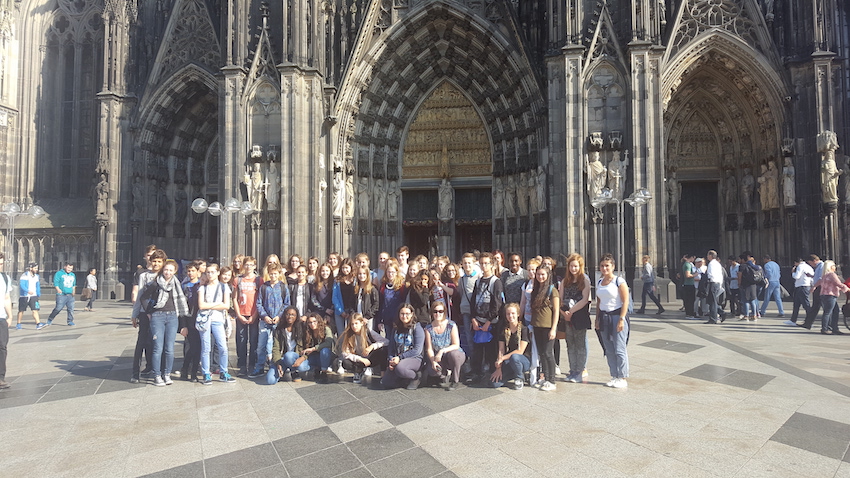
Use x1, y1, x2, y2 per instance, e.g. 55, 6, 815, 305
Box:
202, 374, 212, 385
0, 380, 10, 389
605, 378, 617, 387
657, 308, 665, 314
406, 371, 422, 390
513, 378, 524, 390
67, 322, 75, 326
336, 365, 345, 375
171, 370, 182, 379
153, 376, 166, 387
129, 376, 140, 384
555, 365, 562, 376
220, 373, 236, 383
140, 368, 154, 377
282, 371, 292, 382
567, 374, 578, 383
236, 368, 248, 377
35, 322, 47, 330
248, 368, 264, 378
291, 372, 302, 382
352, 372, 362, 384
164, 376, 173, 385
15, 323, 22, 330
540, 381, 556, 392
612, 378, 628, 389
783, 320, 798, 326
45, 320, 53, 327
582, 370, 589, 382
363, 367, 373, 377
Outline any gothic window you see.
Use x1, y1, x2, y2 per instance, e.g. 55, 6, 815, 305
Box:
249, 82, 282, 151
585, 63, 625, 137
39, 5, 103, 199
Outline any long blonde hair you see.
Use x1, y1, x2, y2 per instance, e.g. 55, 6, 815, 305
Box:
562, 253, 587, 291
337, 313, 369, 355
354, 266, 373, 295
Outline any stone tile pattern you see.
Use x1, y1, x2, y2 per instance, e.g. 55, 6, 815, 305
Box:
681, 364, 776, 391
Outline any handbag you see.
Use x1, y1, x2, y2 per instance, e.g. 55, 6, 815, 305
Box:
473, 329, 493, 344
80, 287, 92, 301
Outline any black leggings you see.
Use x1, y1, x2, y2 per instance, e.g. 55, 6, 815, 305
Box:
342, 347, 388, 373
533, 327, 556, 383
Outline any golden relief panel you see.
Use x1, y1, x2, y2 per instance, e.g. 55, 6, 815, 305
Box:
403, 82, 492, 178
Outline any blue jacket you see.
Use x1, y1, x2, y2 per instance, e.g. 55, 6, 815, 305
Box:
19, 272, 41, 297
256, 281, 290, 320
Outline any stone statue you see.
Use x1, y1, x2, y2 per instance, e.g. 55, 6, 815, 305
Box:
95, 173, 108, 219
387, 180, 399, 219
842, 158, 850, 205
266, 161, 280, 210
438, 179, 453, 219
765, 160, 779, 209
374, 178, 387, 219
319, 178, 327, 215
762, 0, 775, 21
516, 172, 529, 216
493, 177, 505, 218
528, 172, 539, 214
741, 167, 755, 212
158, 181, 171, 222
244, 163, 266, 212
250, 144, 263, 160
724, 169, 738, 211
818, 131, 841, 204
505, 175, 517, 217
607, 150, 627, 200
666, 169, 680, 216
332, 169, 344, 217
132, 177, 144, 221
536, 166, 546, 212
174, 185, 188, 224
585, 151, 607, 202
357, 177, 369, 218
345, 175, 354, 217
783, 158, 796, 207
658, 0, 667, 25
756, 164, 769, 211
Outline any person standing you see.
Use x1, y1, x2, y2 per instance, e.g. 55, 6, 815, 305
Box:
758, 255, 785, 317
785, 257, 814, 326
704, 250, 725, 324
692, 258, 707, 318
681, 254, 696, 318
129, 249, 166, 382
468, 253, 503, 384
0, 254, 12, 389
83, 268, 97, 311
559, 254, 592, 383
140, 259, 189, 386
595, 254, 630, 389
738, 252, 762, 321
198, 263, 236, 384
457, 253, 479, 357
235, 257, 262, 377
500, 253, 527, 306
17, 262, 41, 329
727, 256, 741, 319
811, 260, 848, 335
801, 254, 824, 330
636, 255, 664, 315
45, 263, 77, 327
530, 266, 560, 391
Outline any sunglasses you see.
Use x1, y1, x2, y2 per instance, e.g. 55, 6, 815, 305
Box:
432, 310, 446, 314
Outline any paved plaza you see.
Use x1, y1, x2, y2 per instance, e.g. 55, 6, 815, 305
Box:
1, 300, 849, 478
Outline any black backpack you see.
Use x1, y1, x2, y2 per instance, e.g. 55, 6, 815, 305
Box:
743, 264, 764, 287
140, 281, 161, 314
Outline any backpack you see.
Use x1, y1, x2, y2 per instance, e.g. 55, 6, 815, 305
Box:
743, 264, 764, 287
140, 281, 161, 314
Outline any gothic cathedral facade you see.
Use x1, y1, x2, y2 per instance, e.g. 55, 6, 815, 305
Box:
0, 0, 848, 297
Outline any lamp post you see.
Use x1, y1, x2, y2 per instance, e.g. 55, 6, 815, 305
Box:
592, 188, 652, 277
0, 203, 46, 277
191, 198, 255, 265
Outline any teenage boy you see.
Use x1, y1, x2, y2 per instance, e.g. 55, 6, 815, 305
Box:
469, 252, 504, 383
250, 264, 289, 378
0, 254, 12, 389
396, 246, 410, 277
129, 249, 166, 382
46, 263, 77, 327
236, 257, 262, 376
179, 260, 203, 381
18, 262, 41, 329
458, 253, 479, 357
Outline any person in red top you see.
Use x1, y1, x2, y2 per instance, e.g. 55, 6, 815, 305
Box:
235, 256, 263, 376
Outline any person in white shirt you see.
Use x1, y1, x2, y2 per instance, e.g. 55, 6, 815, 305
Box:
0, 254, 13, 389
693, 258, 707, 317
84, 268, 98, 311
785, 257, 814, 326
704, 251, 725, 324
17, 262, 41, 328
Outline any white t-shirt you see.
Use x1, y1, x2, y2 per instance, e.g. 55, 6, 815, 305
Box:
0, 273, 11, 319
284, 329, 296, 353
199, 283, 231, 323
596, 276, 625, 312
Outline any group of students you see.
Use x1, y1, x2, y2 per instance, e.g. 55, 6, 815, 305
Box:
128, 245, 632, 390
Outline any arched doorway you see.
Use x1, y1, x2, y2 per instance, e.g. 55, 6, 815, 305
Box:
401, 81, 492, 258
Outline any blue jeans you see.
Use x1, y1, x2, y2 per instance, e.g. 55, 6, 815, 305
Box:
307, 348, 334, 371
254, 324, 275, 372
599, 310, 629, 379
150, 311, 179, 377
490, 353, 530, 388
236, 320, 259, 371
200, 321, 228, 376
743, 296, 759, 318
759, 281, 785, 315
820, 294, 840, 333
48, 294, 75, 324
460, 313, 474, 356
265, 351, 311, 384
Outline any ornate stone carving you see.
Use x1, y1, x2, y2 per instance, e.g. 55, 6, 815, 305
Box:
741, 167, 755, 212
516, 172, 529, 217
266, 160, 280, 210
493, 176, 505, 219
586, 151, 606, 202
666, 169, 681, 216
505, 175, 517, 217
607, 150, 628, 200
332, 155, 344, 217
668, 0, 764, 58
438, 179, 453, 220
374, 178, 386, 219
757, 160, 778, 210
243, 162, 266, 212
150, 0, 221, 85
818, 131, 841, 204
723, 169, 738, 211
95, 173, 108, 219
131, 176, 144, 221
387, 180, 399, 220
783, 158, 796, 207
357, 177, 369, 218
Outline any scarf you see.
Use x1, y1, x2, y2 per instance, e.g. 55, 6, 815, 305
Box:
155, 275, 189, 316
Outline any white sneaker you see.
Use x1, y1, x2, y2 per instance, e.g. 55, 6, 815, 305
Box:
612, 378, 628, 389
363, 367, 373, 377
605, 378, 617, 387
153, 376, 166, 387
783, 320, 797, 326
555, 366, 562, 376
540, 381, 556, 392
513, 378, 524, 390
581, 369, 588, 381
336, 365, 345, 375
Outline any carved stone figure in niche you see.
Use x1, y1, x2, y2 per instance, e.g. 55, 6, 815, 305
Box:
357, 177, 369, 218
387, 181, 399, 219
759, 161, 779, 210
505, 175, 517, 217
658, 0, 667, 25
345, 175, 354, 217
175, 185, 188, 224
266, 161, 280, 210
516, 172, 529, 216
723, 169, 738, 211
781, 158, 796, 207
756, 164, 768, 211
666, 169, 680, 216
493, 177, 505, 218
741, 167, 755, 212
536, 166, 546, 212
818, 131, 841, 204
319, 179, 327, 215
374, 178, 387, 219
132, 177, 144, 221
843, 158, 850, 205
158, 181, 171, 222
438, 179, 453, 220
607, 150, 628, 200
332, 160, 345, 217
585, 151, 607, 202
267, 145, 278, 163
251, 144, 263, 160
244, 163, 267, 212
95, 173, 108, 219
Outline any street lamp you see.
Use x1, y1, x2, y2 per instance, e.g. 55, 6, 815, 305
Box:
592, 188, 652, 277
192, 198, 255, 264
0, 203, 46, 276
